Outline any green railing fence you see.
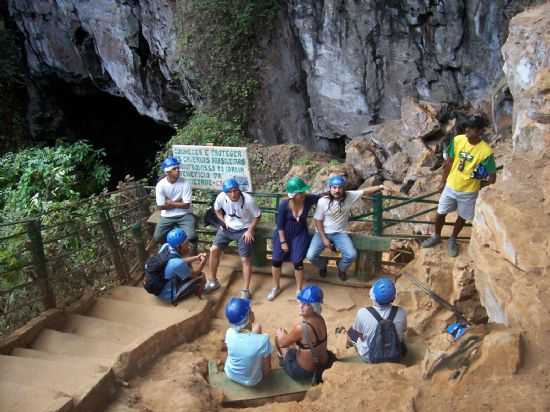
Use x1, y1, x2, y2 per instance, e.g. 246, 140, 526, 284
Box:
0, 181, 153, 336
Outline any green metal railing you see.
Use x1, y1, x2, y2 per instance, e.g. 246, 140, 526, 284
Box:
0, 182, 153, 336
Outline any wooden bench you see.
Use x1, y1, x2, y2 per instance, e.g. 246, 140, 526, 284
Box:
318, 233, 391, 282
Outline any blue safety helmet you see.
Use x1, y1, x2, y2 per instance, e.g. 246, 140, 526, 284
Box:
297, 285, 324, 304
328, 175, 346, 187
166, 228, 188, 248
372, 277, 396, 305
223, 178, 240, 193
161, 157, 180, 172
225, 297, 251, 325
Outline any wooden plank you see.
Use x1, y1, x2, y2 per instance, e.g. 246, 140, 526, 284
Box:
208, 361, 310, 405
147, 210, 160, 224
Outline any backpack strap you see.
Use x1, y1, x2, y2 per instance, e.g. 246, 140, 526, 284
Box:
388, 306, 399, 322
366, 306, 399, 323
366, 306, 383, 323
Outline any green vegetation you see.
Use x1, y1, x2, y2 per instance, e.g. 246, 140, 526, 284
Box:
176, 0, 279, 125
171, 113, 244, 147
0, 141, 110, 219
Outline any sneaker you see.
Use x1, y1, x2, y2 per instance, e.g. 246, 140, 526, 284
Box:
421, 235, 442, 248
240, 289, 252, 300
337, 269, 347, 282
448, 237, 459, 257
267, 287, 281, 301
203, 279, 221, 294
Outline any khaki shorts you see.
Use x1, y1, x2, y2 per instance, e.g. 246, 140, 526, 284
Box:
437, 186, 479, 221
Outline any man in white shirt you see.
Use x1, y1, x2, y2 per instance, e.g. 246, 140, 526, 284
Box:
205, 178, 261, 299
347, 277, 407, 363
154, 157, 196, 252
306, 175, 382, 281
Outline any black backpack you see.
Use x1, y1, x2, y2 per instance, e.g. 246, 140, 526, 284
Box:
143, 252, 172, 295
366, 306, 404, 363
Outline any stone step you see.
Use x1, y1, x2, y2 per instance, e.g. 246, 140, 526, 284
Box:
0, 381, 74, 412
31, 328, 126, 361
63, 313, 148, 345
88, 297, 192, 329
0, 354, 114, 405
11, 347, 111, 367
108, 285, 206, 313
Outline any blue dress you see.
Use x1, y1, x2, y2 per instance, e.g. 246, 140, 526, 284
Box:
272, 194, 319, 265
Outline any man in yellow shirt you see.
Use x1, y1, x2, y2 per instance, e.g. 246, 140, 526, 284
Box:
422, 116, 497, 256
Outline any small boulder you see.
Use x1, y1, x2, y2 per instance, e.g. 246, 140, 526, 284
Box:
401, 96, 441, 139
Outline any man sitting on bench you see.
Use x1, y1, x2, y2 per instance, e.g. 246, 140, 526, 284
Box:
306, 175, 383, 281
224, 297, 272, 386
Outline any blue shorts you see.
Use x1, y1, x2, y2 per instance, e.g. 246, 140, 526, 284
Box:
213, 227, 253, 257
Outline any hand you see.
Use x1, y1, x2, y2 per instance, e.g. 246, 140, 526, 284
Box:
198, 253, 207, 264
276, 328, 286, 339
243, 229, 255, 245
322, 238, 334, 251
281, 242, 289, 253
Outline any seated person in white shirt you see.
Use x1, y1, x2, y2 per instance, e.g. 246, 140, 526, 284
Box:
204, 178, 261, 299
306, 175, 383, 281
347, 277, 407, 363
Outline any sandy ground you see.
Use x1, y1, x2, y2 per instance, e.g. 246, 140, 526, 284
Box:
106, 258, 550, 412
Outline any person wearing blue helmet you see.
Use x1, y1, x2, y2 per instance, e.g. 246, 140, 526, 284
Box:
223, 297, 272, 386
155, 228, 207, 303
306, 174, 384, 281
154, 156, 197, 254
346, 277, 407, 363
275, 285, 336, 383
205, 178, 261, 299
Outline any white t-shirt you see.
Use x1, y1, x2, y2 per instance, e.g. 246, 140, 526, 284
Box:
214, 192, 261, 231
224, 328, 272, 386
313, 190, 363, 233
155, 176, 193, 217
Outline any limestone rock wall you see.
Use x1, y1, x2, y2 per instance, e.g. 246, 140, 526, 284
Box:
7, 0, 543, 147
470, 3, 550, 355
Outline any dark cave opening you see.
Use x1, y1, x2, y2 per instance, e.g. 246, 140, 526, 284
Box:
41, 79, 176, 187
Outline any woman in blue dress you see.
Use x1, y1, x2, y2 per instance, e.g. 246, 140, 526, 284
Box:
268, 177, 319, 301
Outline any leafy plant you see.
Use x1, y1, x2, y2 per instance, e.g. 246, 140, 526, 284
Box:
0, 140, 111, 218
176, 0, 279, 125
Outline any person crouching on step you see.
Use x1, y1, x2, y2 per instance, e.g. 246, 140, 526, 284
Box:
224, 297, 272, 386
157, 228, 207, 303
275, 285, 336, 384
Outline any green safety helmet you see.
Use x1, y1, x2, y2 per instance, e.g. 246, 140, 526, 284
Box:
285, 176, 310, 194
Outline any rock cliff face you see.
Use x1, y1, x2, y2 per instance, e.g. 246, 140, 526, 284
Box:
7, 0, 543, 147
469, 2, 550, 357
9, 0, 198, 127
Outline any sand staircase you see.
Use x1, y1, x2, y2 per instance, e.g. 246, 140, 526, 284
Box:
0, 257, 240, 412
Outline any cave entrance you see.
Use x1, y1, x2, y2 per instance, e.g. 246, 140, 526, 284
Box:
37, 77, 176, 187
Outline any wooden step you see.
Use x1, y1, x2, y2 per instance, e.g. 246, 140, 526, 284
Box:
63, 313, 148, 345
88, 297, 192, 329
11, 347, 111, 367
0, 354, 114, 404
32, 329, 126, 361
0, 381, 74, 412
